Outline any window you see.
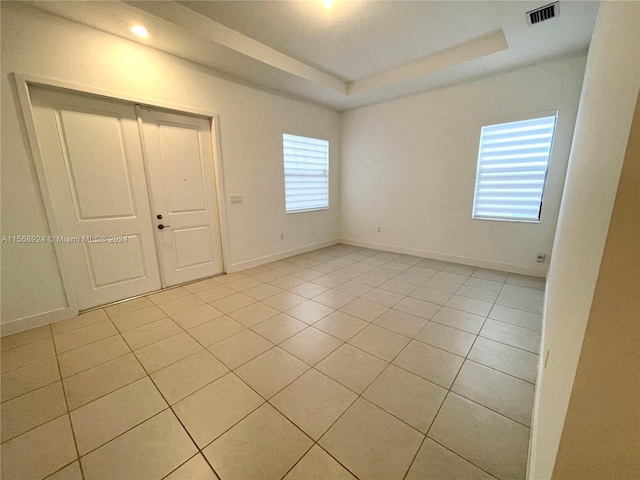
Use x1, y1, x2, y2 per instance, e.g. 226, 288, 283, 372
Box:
472, 115, 557, 222
283, 133, 329, 213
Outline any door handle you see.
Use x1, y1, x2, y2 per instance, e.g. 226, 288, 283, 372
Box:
158, 224, 171, 230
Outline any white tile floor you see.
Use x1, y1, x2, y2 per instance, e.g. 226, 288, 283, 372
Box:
0, 244, 544, 480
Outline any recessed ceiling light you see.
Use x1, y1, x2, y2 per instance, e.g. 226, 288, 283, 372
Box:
323, 0, 334, 9
131, 25, 149, 38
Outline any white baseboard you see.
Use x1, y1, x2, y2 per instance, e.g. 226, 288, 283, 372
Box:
1, 307, 76, 336
340, 238, 548, 277
228, 238, 341, 273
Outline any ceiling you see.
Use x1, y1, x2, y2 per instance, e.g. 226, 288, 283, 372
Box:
28, 1, 600, 110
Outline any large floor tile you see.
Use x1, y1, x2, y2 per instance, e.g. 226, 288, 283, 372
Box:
348, 324, 410, 361
151, 350, 229, 404
251, 313, 307, 344
313, 290, 356, 309
283, 445, 356, 480
46, 461, 83, 480
121, 317, 182, 350
289, 282, 329, 299
165, 454, 219, 480
270, 274, 305, 291
203, 404, 313, 480
505, 273, 545, 290
81, 409, 197, 480
110, 306, 167, 332
210, 293, 256, 314
423, 277, 462, 294
171, 304, 224, 330
495, 292, 543, 315
286, 300, 335, 324
316, 344, 388, 394
53, 320, 117, 354
173, 373, 264, 448
429, 393, 529, 480
374, 309, 429, 337
243, 283, 283, 301
1, 338, 55, 374
271, 369, 357, 440
58, 335, 129, 377
319, 398, 423, 480
262, 291, 307, 311
1, 381, 67, 442
452, 361, 535, 427
472, 268, 508, 284
134, 332, 202, 373
488, 305, 542, 331
279, 327, 343, 365
313, 311, 368, 341
227, 276, 264, 292
1, 415, 77, 480
157, 295, 206, 316
415, 321, 476, 356
361, 288, 404, 307
455, 285, 499, 303
184, 277, 224, 293
194, 285, 236, 303
339, 298, 388, 322
393, 340, 463, 388
235, 347, 309, 399
480, 319, 541, 353
468, 337, 538, 383
406, 438, 495, 480
187, 316, 245, 347
0, 356, 60, 402
51, 309, 108, 336
431, 307, 486, 334
394, 297, 441, 319
208, 330, 274, 369
147, 286, 190, 305
104, 297, 154, 318
379, 278, 419, 295
466, 276, 505, 292
1, 324, 51, 351
70, 377, 167, 455
363, 365, 446, 433
333, 280, 374, 297
63, 353, 146, 410
229, 302, 279, 328
445, 294, 493, 317
409, 286, 453, 305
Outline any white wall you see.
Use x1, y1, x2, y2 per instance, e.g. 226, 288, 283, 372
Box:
0, 3, 340, 329
340, 55, 587, 276
528, 2, 640, 478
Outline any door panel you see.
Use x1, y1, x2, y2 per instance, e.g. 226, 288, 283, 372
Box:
159, 124, 207, 213
30, 88, 162, 310
139, 107, 224, 287
57, 108, 137, 220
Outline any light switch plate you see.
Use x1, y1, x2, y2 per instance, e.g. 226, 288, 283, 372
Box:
230, 195, 243, 204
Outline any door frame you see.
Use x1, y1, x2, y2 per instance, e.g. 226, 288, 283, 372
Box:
12, 72, 232, 323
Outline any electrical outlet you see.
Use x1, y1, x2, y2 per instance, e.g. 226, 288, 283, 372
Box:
536, 252, 546, 263
230, 195, 243, 204
377, 227, 382, 233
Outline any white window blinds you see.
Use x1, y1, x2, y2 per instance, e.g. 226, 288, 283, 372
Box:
472, 115, 557, 222
283, 133, 329, 213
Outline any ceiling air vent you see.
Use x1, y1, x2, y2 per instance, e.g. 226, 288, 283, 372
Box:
527, 2, 559, 25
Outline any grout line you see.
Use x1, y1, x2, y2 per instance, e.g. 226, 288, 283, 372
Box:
49, 323, 86, 480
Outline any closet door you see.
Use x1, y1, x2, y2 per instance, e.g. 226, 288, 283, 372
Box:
138, 107, 224, 287
30, 87, 162, 310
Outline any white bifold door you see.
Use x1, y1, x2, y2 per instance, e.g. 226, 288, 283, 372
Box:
29, 87, 224, 310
